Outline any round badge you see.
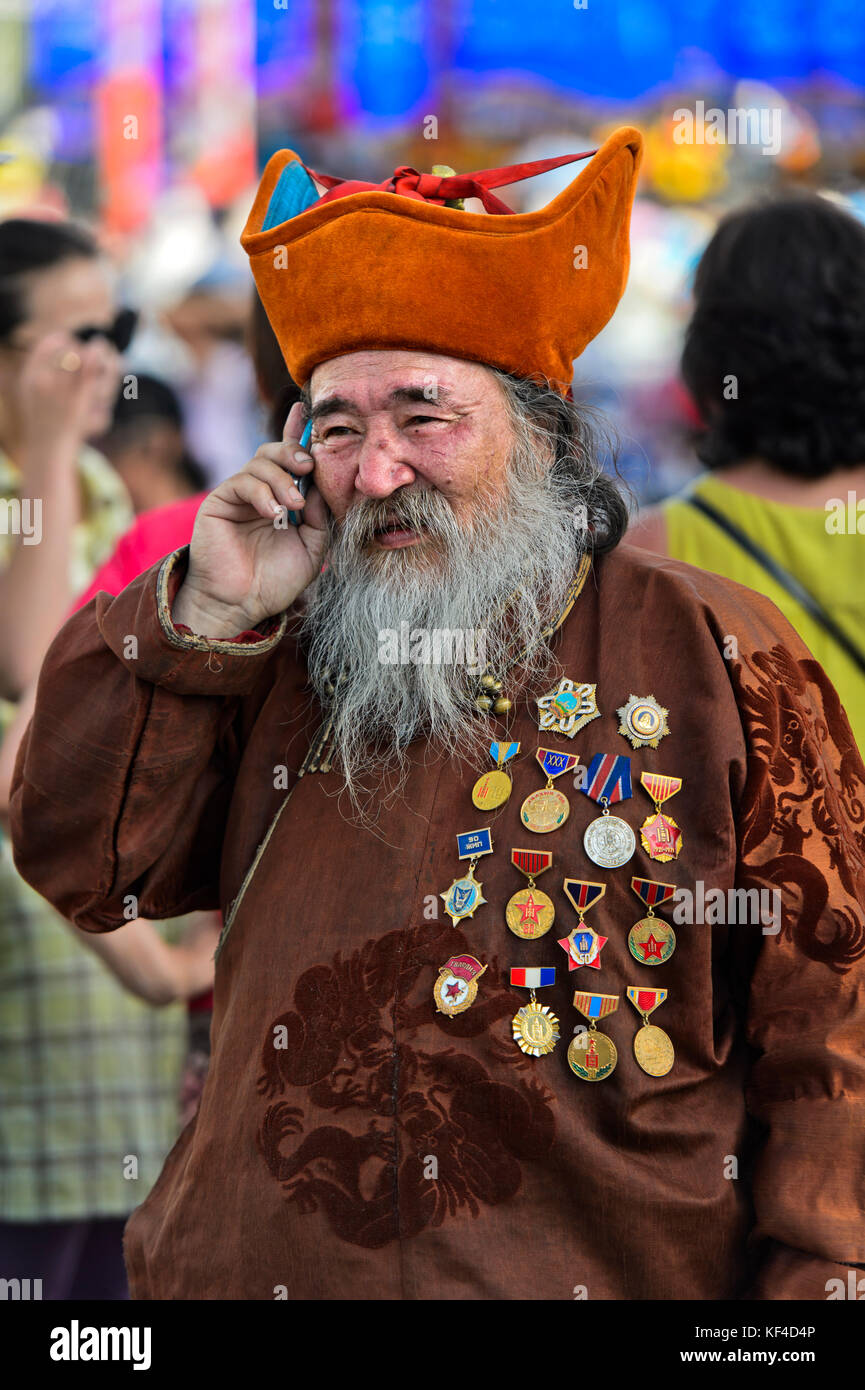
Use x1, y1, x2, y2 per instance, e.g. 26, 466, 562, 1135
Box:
520, 788, 570, 834
583, 813, 635, 868
568, 1029, 617, 1081
506, 887, 555, 940
513, 1001, 560, 1057
627, 916, 676, 965
433, 972, 478, 1017
633, 1024, 674, 1077
617, 694, 670, 749
471, 768, 512, 811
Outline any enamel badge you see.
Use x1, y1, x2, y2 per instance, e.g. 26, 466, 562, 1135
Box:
536, 678, 600, 739
510, 966, 560, 1057
506, 848, 555, 939
440, 828, 493, 927
558, 879, 607, 971
568, 991, 619, 1082
434, 955, 487, 1017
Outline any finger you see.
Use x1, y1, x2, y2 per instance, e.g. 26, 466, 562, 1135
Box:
254, 440, 314, 476
283, 399, 306, 444
218, 471, 293, 522
243, 455, 307, 509
297, 481, 329, 534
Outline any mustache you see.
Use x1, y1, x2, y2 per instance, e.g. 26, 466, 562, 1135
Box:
332, 487, 462, 549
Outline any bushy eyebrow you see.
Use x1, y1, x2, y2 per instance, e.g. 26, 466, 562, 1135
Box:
309, 385, 456, 422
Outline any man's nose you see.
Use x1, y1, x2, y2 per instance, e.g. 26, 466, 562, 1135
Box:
353, 421, 416, 499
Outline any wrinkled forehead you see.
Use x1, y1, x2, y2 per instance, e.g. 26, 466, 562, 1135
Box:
307, 348, 504, 414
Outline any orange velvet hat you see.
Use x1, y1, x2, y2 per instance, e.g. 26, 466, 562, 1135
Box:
241, 125, 643, 395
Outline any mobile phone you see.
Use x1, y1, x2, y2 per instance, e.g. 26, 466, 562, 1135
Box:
288, 419, 312, 526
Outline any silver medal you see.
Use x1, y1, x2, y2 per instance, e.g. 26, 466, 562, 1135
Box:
583, 812, 636, 868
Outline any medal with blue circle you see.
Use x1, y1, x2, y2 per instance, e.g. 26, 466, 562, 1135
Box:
440, 828, 493, 927
537, 677, 601, 738
472, 741, 520, 811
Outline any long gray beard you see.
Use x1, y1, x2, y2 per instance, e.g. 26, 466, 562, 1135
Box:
299, 442, 589, 819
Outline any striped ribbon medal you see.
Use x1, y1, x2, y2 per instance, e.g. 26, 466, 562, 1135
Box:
520, 747, 578, 835
639, 772, 683, 863
510, 966, 560, 1057
568, 991, 620, 1082
581, 754, 636, 868
558, 879, 607, 972
627, 985, 674, 1076
629, 875, 677, 965
472, 741, 520, 812
507, 848, 555, 940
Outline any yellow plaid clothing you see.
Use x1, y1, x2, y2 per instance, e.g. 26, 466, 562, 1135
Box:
0, 446, 187, 1221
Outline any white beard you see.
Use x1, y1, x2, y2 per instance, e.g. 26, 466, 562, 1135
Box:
299, 437, 591, 819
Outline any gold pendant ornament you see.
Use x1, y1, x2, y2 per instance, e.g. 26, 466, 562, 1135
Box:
639, 773, 683, 863
617, 693, 670, 750
568, 991, 619, 1081
628, 875, 677, 965
580, 753, 636, 868
506, 848, 556, 939
471, 740, 520, 811
510, 966, 560, 1056
536, 677, 601, 738
520, 747, 578, 834
440, 828, 493, 927
434, 955, 487, 1017
627, 986, 674, 1076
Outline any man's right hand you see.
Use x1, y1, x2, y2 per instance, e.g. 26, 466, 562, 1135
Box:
172, 401, 329, 637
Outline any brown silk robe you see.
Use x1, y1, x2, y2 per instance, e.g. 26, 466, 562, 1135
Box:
10, 541, 865, 1300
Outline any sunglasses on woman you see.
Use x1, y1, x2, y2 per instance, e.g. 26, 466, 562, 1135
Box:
2, 307, 138, 355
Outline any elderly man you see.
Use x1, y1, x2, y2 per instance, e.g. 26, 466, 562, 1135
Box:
10, 128, 865, 1300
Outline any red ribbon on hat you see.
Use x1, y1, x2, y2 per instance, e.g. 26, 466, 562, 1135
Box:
304, 150, 599, 214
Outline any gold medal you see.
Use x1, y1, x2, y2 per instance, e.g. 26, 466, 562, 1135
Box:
628, 876, 677, 965
510, 967, 559, 1056
506, 848, 555, 939
568, 990, 619, 1082
639, 773, 683, 863
617, 693, 670, 749
434, 955, 487, 1017
627, 986, 674, 1076
471, 740, 520, 810
520, 748, 578, 835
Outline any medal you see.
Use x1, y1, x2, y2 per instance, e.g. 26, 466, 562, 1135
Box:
536, 677, 601, 738
471, 740, 520, 811
558, 879, 607, 970
639, 772, 683, 863
629, 876, 677, 965
440, 828, 493, 927
568, 991, 619, 1081
434, 955, 487, 1017
617, 693, 670, 750
581, 753, 636, 867
627, 986, 674, 1076
510, 966, 560, 1056
506, 848, 555, 939
520, 748, 578, 834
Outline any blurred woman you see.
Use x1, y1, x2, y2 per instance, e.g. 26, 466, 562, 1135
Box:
630, 194, 865, 753
0, 218, 211, 1300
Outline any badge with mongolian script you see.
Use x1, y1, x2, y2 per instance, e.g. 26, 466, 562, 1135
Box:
434, 955, 487, 1017
472, 741, 520, 811
507, 848, 555, 940
627, 985, 674, 1076
617, 693, 670, 750
536, 678, 600, 739
639, 772, 683, 863
581, 753, 636, 868
558, 879, 607, 971
510, 966, 560, 1056
568, 991, 619, 1082
520, 748, 577, 835
628, 876, 677, 965
440, 828, 493, 927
